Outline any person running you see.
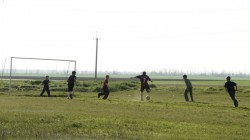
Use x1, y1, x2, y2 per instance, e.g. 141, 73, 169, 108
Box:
224, 76, 238, 107
67, 71, 76, 99
132, 71, 152, 101
40, 75, 50, 97
98, 75, 110, 100
183, 75, 194, 102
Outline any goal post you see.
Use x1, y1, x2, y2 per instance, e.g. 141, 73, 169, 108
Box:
9, 57, 76, 94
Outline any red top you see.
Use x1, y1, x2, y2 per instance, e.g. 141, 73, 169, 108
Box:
103, 78, 109, 89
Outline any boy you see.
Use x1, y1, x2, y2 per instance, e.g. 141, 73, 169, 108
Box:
224, 76, 238, 107
40, 75, 50, 97
183, 75, 194, 102
133, 71, 152, 101
67, 71, 76, 99
98, 75, 110, 100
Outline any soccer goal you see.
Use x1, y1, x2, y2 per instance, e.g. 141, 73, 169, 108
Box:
8, 57, 76, 94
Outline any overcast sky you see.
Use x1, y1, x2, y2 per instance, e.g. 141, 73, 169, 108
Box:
0, 0, 250, 73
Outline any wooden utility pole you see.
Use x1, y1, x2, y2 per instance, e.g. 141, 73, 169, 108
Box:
94, 32, 101, 79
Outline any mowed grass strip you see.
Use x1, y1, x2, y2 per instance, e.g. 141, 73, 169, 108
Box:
0, 82, 250, 140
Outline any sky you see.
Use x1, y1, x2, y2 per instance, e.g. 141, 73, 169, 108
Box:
0, 0, 250, 74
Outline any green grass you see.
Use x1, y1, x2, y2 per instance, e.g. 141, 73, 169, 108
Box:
0, 80, 249, 140
153, 79, 250, 86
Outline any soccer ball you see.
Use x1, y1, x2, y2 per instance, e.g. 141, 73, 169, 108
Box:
146, 95, 150, 100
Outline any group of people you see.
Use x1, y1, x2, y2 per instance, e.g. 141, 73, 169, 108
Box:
99, 71, 152, 101
132, 72, 238, 107
40, 71, 76, 99
39, 71, 239, 107
181, 75, 238, 107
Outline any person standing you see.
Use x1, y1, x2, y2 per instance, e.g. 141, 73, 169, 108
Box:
40, 75, 50, 97
132, 71, 152, 101
183, 75, 194, 102
67, 71, 76, 99
224, 76, 238, 107
98, 75, 110, 100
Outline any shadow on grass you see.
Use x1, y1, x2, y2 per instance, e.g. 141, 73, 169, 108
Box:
195, 101, 210, 104
238, 106, 250, 111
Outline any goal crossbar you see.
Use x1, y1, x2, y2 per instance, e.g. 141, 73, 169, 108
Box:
11, 57, 76, 62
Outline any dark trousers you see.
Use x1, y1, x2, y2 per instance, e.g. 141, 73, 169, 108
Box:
184, 88, 193, 101
228, 91, 238, 107
98, 88, 110, 100
68, 84, 74, 92
141, 83, 150, 93
40, 87, 50, 97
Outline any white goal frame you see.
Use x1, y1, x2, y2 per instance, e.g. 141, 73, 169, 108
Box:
9, 57, 76, 94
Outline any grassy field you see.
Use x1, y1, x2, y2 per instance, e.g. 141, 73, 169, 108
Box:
0, 79, 249, 140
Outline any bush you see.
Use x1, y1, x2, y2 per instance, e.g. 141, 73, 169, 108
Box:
75, 87, 88, 92
82, 82, 91, 87
73, 81, 80, 86
119, 85, 130, 90
120, 82, 137, 88
150, 84, 157, 88
110, 81, 139, 92
92, 87, 102, 92
50, 87, 67, 91
18, 85, 39, 91
109, 86, 119, 92
30, 80, 42, 85
0, 87, 8, 91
